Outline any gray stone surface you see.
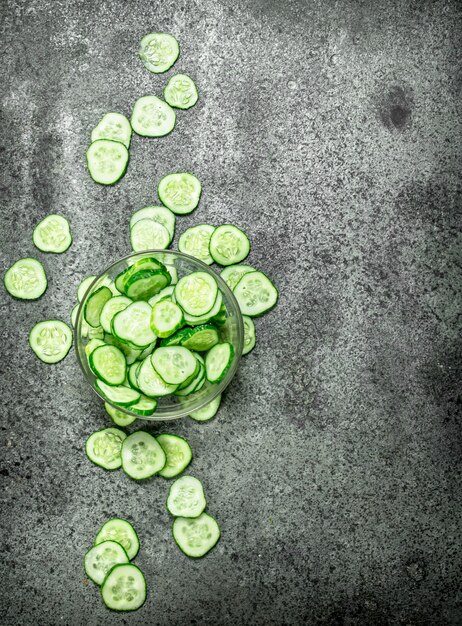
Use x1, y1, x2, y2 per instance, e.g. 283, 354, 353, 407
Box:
1, 0, 461, 624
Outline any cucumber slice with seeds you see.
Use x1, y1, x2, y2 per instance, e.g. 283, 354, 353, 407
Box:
150, 300, 184, 338
32, 214, 72, 253
125, 269, 171, 301
137, 356, 178, 397
78, 275, 97, 302
242, 315, 256, 354
89, 345, 127, 386
130, 218, 171, 252
189, 393, 222, 422
85, 540, 129, 587
220, 264, 256, 291
151, 346, 197, 385
209, 224, 250, 266
131, 95, 176, 137
139, 32, 179, 74
95, 518, 139, 560
105, 402, 137, 427
158, 172, 201, 215
234, 271, 278, 316
166, 475, 206, 518
85, 427, 126, 470
164, 74, 198, 110
4, 258, 47, 300
157, 434, 192, 478
29, 320, 73, 364
100, 296, 132, 334
121, 430, 166, 479
181, 324, 219, 351
84, 286, 112, 328
91, 112, 132, 149
175, 271, 218, 317
178, 224, 215, 264
205, 342, 234, 383
112, 301, 156, 348
172, 513, 220, 558
96, 380, 140, 406
101, 563, 146, 612
130, 206, 175, 239
86, 139, 129, 185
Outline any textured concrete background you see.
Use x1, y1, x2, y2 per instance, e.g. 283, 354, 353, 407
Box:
1, 0, 461, 624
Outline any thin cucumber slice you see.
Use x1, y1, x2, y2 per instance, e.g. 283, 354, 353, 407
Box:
86, 139, 129, 185
166, 475, 206, 518
121, 431, 166, 479
85, 427, 126, 470
178, 224, 215, 265
137, 341, 156, 361
205, 342, 234, 383
164, 73, 198, 109
189, 393, 222, 422
29, 320, 72, 364
172, 513, 220, 558
100, 296, 132, 333
211, 301, 227, 326
137, 356, 178, 397
4, 258, 47, 300
166, 265, 178, 285
84, 286, 112, 328
85, 540, 129, 586
139, 32, 179, 74
168, 357, 200, 391
158, 172, 201, 214
131, 95, 176, 137
125, 269, 171, 301
85, 338, 105, 358
78, 275, 97, 302
151, 346, 197, 385
220, 264, 256, 291
101, 563, 146, 612
32, 214, 72, 253
148, 285, 175, 307
130, 206, 175, 239
128, 362, 141, 390
175, 271, 218, 316
100, 276, 121, 296
242, 315, 256, 355
95, 518, 140, 560
91, 112, 132, 149
96, 379, 140, 407
160, 326, 190, 347
183, 290, 222, 326
89, 345, 127, 386
234, 271, 278, 316
112, 301, 156, 348
209, 224, 250, 266
115, 258, 163, 294
129, 395, 157, 416
130, 219, 171, 252
174, 362, 205, 397
71, 304, 79, 327
150, 300, 184, 338
105, 402, 137, 427
181, 324, 219, 351
157, 434, 193, 478
104, 333, 142, 364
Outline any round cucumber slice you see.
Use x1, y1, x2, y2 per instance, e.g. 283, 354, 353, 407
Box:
105, 402, 137, 427
234, 271, 278, 316
85, 427, 127, 470
130, 218, 171, 252
150, 300, 184, 338
112, 301, 156, 348
131, 95, 175, 137
29, 320, 72, 364
151, 346, 197, 385
139, 32, 179, 74
95, 518, 140, 560
100, 296, 132, 334
242, 315, 256, 355
178, 224, 215, 264
84, 286, 113, 328
4, 258, 47, 300
78, 275, 97, 302
32, 214, 72, 253
172, 513, 220, 558
125, 269, 171, 301
220, 264, 256, 291
181, 324, 219, 351
89, 345, 127, 386
86, 139, 129, 185
164, 73, 198, 109
129, 395, 157, 416
174, 272, 218, 316
121, 430, 166, 479
209, 224, 250, 266
166, 475, 206, 518
189, 393, 222, 422
157, 434, 193, 479
91, 112, 132, 149
205, 342, 234, 384
101, 563, 146, 612
130, 205, 176, 239
137, 356, 178, 397
84, 540, 129, 586
157, 172, 201, 214
95, 380, 140, 407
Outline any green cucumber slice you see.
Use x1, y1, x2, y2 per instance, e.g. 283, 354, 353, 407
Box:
85, 540, 129, 586
205, 342, 234, 383
139, 32, 179, 74
105, 402, 137, 427
151, 346, 197, 385
130, 206, 176, 239
181, 324, 219, 351
86, 139, 129, 185
189, 393, 222, 422
100, 296, 132, 333
174, 362, 205, 397
96, 380, 140, 407
183, 290, 222, 326
131, 95, 175, 137
101, 563, 146, 612
103, 333, 143, 364
174, 271, 218, 316
130, 219, 171, 252
136, 356, 178, 397
137, 341, 156, 361
127, 362, 141, 390
32, 214, 72, 253
84, 286, 112, 328
121, 431, 166, 479
242, 315, 256, 354
166, 265, 178, 284
157, 172, 201, 214
164, 73, 198, 109
172, 513, 220, 558
85, 427, 126, 470
95, 518, 140, 560
178, 224, 215, 264
234, 271, 278, 316
85, 338, 106, 358
129, 395, 157, 416
209, 224, 250, 266
166, 475, 206, 518
220, 264, 256, 291
112, 301, 156, 348
78, 275, 97, 302
125, 269, 171, 301
148, 285, 175, 307
157, 434, 193, 478
89, 345, 127, 386
29, 320, 72, 364
150, 300, 184, 338
160, 326, 190, 347
4, 258, 47, 300
91, 112, 132, 149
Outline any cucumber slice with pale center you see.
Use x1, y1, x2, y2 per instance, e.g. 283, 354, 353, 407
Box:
209, 224, 250, 266
166, 475, 206, 517
137, 356, 178, 397
84, 286, 112, 328
205, 342, 234, 383
125, 269, 171, 301
178, 224, 215, 264
220, 264, 256, 291
89, 345, 127, 386
157, 172, 201, 215
157, 434, 193, 479
130, 206, 175, 239
131, 95, 176, 137
105, 402, 137, 427
86, 139, 129, 185
242, 315, 256, 354
96, 379, 140, 406
29, 320, 73, 364
85, 427, 126, 470
164, 73, 199, 109
188, 393, 222, 422
172, 512, 220, 558
150, 300, 184, 338
151, 346, 197, 385
130, 218, 171, 252
174, 271, 218, 317
100, 296, 132, 333
112, 301, 156, 348
84, 540, 129, 586
4, 258, 47, 300
139, 32, 179, 74
121, 430, 166, 479
233, 271, 278, 316
78, 275, 97, 302
32, 214, 72, 253
95, 518, 140, 560
101, 563, 146, 612
181, 324, 219, 351
91, 112, 132, 149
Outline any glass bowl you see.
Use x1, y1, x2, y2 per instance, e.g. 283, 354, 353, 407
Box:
75, 250, 244, 420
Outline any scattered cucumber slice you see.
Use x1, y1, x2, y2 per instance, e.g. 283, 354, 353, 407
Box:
130, 206, 175, 239
189, 393, 222, 422
164, 74, 198, 109
166, 475, 206, 517
150, 300, 184, 338
220, 264, 255, 291
180, 324, 219, 351
172, 513, 220, 558
32, 214, 72, 253
242, 315, 256, 354
29, 320, 72, 364
139, 32, 179, 74
151, 346, 197, 385
96, 379, 141, 407
209, 224, 250, 266
148, 285, 175, 307
95, 518, 140, 560
129, 395, 157, 416
91, 112, 132, 149
78, 275, 97, 302
112, 301, 156, 348
157, 434, 193, 478
157, 172, 201, 214
85, 427, 127, 470
130, 218, 171, 252
84, 540, 129, 586
178, 224, 215, 264
85, 338, 105, 358
125, 269, 171, 301
89, 345, 127, 386
100, 296, 132, 334
234, 271, 278, 316
84, 286, 113, 328
136, 356, 178, 397
121, 430, 166, 479
101, 563, 146, 612
4, 258, 47, 300
86, 139, 129, 185
205, 342, 234, 383
183, 290, 222, 326
174, 271, 218, 316
131, 95, 176, 137
105, 402, 137, 427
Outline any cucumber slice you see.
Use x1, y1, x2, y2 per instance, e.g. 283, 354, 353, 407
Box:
178, 224, 215, 264
137, 356, 178, 397
150, 300, 184, 338
32, 214, 72, 253
166, 475, 206, 518
242, 315, 256, 355
112, 301, 156, 348
130, 219, 171, 252
164, 74, 198, 109
85, 427, 126, 470
115, 259, 163, 295
183, 291, 222, 326
91, 112, 132, 149
160, 326, 190, 347
78, 275, 97, 302
29, 320, 73, 364
96, 380, 140, 407
85, 338, 106, 358
71, 304, 79, 328
100, 296, 132, 333
174, 271, 218, 316
129, 395, 157, 416
128, 362, 141, 390
105, 402, 137, 427
86, 139, 129, 185
131, 95, 176, 137
85, 540, 129, 586
121, 431, 166, 479
234, 271, 278, 316
130, 206, 176, 239
181, 324, 219, 351
4, 258, 47, 300
104, 333, 143, 364
205, 342, 234, 383
220, 264, 256, 291
172, 513, 220, 558
189, 393, 222, 422
95, 518, 139, 560
151, 346, 197, 385
166, 265, 178, 285
174, 362, 205, 397
209, 224, 250, 266
89, 345, 127, 386
158, 172, 201, 215
84, 286, 112, 328
211, 301, 227, 326
137, 341, 156, 361
139, 32, 179, 74
125, 269, 171, 301
157, 434, 193, 478
101, 563, 146, 612
148, 285, 175, 307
